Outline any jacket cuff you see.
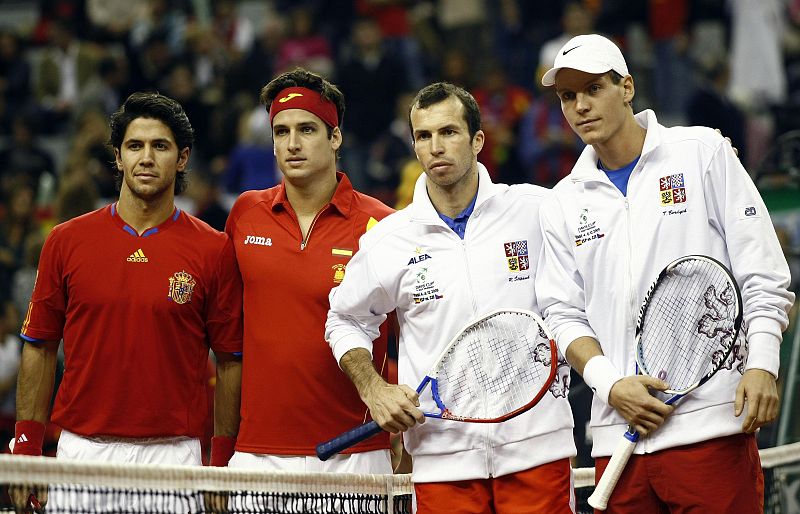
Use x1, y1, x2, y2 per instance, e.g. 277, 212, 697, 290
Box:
556, 323, 598, 356
331, 334, 373, 368
744, 332, 781, 378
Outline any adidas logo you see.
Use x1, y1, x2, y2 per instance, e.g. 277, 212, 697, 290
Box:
17, 434, 27, 443
127, 249, 149, 263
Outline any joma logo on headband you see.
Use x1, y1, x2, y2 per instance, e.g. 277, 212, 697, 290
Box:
279, 93, 303, 103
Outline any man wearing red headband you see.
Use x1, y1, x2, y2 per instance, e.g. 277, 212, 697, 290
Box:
224, 68, 395, 473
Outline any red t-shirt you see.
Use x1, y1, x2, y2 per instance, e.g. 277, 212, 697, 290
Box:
21, 204, 243, 438
226, 173, 394, 455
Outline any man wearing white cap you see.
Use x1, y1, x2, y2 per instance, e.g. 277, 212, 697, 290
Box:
536, 34, 794, 513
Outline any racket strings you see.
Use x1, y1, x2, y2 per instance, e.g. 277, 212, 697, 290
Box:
436, 312, 553, 420
639, 260, 738, 392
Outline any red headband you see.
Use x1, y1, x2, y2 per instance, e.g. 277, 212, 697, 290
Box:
268, 87, 339, 128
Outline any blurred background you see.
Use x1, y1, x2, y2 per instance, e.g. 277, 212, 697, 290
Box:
0, 0, 798, 468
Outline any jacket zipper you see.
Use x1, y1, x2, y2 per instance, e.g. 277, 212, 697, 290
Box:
300, 205, 329, 251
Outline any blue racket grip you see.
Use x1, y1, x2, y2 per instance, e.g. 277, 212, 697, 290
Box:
316, 421, 384, 461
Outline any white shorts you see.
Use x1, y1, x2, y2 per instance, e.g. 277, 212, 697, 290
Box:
227, 449, 394, 512
228, 448, 392, 474
56, 429, 202, 464
46, 430, 203, 513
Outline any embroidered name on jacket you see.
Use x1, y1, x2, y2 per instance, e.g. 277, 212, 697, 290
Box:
574, 209, 606, 247
659, 173, 687, 206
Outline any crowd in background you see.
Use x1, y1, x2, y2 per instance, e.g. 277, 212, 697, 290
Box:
1, 0, 800, 459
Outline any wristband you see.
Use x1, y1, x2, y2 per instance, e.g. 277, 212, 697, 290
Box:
583, 355, 625, 405
12, 420, 46, 456
210, 436, 236, 467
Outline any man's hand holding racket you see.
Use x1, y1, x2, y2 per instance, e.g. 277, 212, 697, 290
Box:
354, 365, 426, 434
608, 376, 674, 436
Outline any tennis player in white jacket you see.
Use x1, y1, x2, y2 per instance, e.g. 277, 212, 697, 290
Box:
326, 82, 576, 513
537, 34, 795, 513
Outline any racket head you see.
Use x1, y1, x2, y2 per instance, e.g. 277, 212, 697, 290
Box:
635, 255, 743, 395
425, 308, 558, 422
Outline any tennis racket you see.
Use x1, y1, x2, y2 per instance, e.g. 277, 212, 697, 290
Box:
317, 308, 559, 461
588, 255, 743, 510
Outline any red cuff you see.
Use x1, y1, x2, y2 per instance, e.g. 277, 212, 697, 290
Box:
210, 436, 236, 467
12, 421, 45, 456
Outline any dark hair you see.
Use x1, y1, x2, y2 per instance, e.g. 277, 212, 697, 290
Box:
609, 70, 624, 84
108, 92, 194, 195
408, 82, 481, 140
260, 68, 345, 138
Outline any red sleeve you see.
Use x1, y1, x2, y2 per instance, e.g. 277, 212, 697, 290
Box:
206, 236, 243, 355
21, 228, 66, 341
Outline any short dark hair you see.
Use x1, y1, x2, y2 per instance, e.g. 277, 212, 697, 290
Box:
108, 92, 194, 195
408, 82, 481, 140
609, 70, 624, 84
260, 68, 345, 138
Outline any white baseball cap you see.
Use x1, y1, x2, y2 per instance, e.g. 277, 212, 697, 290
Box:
541, 34, 629, 87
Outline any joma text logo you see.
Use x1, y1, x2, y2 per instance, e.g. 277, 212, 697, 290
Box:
244, 235, 273, 246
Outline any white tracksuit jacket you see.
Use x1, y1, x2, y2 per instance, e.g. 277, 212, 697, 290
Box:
326, 164, 576, 483
536, 109, 795, 458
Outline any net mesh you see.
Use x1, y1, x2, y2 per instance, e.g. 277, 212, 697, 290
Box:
2, 442, 799, 513
435, 310, 555, 420
638, 257, 740, 392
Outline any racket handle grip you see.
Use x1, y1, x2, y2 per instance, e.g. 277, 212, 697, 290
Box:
587, 430, 639, 510
316, 421, 384, 461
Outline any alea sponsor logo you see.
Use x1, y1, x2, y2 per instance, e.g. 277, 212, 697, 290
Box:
244, 235, 273, 246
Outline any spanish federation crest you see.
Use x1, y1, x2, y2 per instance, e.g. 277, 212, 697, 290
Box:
332, 263, 346, 283
167, 270, 196, 304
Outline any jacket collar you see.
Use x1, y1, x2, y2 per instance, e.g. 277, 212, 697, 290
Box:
410, 163, 504, 224
570, 109, 661, 183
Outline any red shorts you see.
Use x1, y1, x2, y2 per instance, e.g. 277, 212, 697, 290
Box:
593, 433, 763, 514
414, 458, 574, 514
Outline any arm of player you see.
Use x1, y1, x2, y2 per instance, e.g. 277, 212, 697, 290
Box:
210, 351, 241, 466
567, 336, 673, 436
10, 340, 59, 512
15, 340, 59, 432
340, 348, 424, 433
735, 368, 779, 433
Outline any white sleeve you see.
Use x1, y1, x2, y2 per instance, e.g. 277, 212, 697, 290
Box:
536, 195, 598, 355
704, 140, 795, 376
326, 241, 396, 365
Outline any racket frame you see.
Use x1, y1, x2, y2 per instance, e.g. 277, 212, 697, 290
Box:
316, 308, 558, 460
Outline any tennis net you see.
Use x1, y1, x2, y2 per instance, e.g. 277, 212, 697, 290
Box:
1, 442, 799, 513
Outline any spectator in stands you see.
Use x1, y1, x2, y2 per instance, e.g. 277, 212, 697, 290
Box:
275, 6, 334, 77
74, 56, 126, 120
222, 107, 278, 195
337, 17, 409, 189
471, 63, 531, 181
687, 58, 747, 165
517, 74, 584, 188
129, 0, 187, 55
34, 19, 98, 129
0, 30, 32, 133
0, 114, 56, 199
